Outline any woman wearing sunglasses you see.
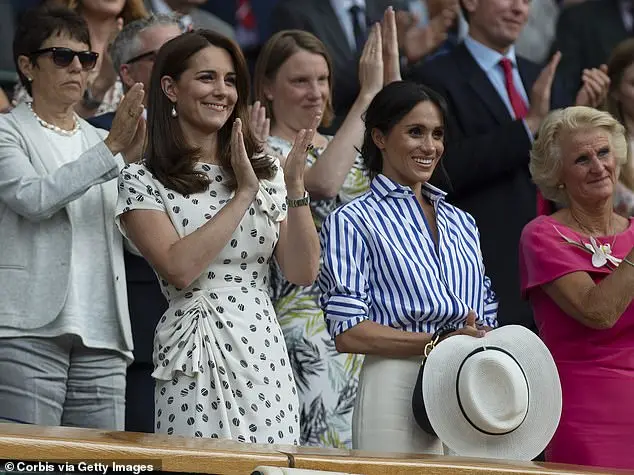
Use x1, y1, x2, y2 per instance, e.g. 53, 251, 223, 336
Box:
0, 6, 144, 430
12, 0, 148, 118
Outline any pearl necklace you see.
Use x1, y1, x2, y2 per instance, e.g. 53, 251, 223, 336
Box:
27, 102, 80, 136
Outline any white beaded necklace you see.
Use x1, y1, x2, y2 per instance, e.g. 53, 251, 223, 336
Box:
27, 102, 80, 136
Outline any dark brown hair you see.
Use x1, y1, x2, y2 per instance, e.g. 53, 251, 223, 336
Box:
62, 0, 148, 25
13, 6, 91, 96
606, 38, 634, 190
361, 81, 449, 178
253, 29, 335, 128
146, 29, 273, 195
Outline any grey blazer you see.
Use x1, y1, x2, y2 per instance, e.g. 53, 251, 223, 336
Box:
0, 103, 132, 350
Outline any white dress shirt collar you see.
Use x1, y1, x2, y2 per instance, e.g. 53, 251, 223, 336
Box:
464, 35, 519, 73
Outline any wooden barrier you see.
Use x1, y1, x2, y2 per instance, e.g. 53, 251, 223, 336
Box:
0, 424, 287, 475
277, 446, 625, 475
0, 424, 625, 475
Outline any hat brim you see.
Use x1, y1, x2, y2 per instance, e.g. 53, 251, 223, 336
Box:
421, 325, 562, 460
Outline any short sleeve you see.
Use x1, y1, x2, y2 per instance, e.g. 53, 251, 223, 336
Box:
318, 210, 371, 339
115, 163, 166, 243
519, 216, 612, 298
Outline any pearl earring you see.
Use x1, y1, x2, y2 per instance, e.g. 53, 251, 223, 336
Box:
557, 183, 565, 189
171, 105, 178, 118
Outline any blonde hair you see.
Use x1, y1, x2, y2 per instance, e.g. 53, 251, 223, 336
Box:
606, 38, 634, 191
253, 30, 334, 128
530, 106, 629, 205
62, 0, 148, 25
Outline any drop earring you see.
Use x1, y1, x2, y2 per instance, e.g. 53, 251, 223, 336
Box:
171, 105, 178, 118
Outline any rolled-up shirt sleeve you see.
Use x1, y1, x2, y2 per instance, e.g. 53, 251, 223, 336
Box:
318, 211, 371, 340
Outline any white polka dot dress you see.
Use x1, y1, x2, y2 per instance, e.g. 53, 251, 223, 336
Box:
115, 160, 300, 444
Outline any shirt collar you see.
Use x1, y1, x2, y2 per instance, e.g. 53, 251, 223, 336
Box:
370, 174, 447, 202
464, 35, 518, 73
332, 0, 366, 11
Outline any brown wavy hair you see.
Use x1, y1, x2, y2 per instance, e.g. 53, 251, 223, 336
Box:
146, 29, 273, 195
253, 29, 334, 129
606, 38, 634, 191
62, 0, 147, 24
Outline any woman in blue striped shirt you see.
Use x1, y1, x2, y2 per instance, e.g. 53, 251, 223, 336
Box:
319, 81, 499, 454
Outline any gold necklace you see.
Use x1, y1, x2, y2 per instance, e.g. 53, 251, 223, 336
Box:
569, 211, 618, 249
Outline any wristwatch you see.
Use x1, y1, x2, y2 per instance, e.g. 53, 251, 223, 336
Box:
286, 191, 310, 208
82, 87, 102, 110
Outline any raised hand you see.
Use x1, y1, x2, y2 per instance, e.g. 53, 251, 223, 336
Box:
248, 100, 270, 148
231, 118, 260, 197
575, 64, 610, 108
358, 23, 384, 98
284, 114, 319, 197
400, 8, 456, 65
121, 115, 146, 164
382, 6, 401, 85
105, 83, 145, 159
525, 51, 562, 135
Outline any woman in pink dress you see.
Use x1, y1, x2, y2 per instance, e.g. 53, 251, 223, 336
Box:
520, 106, 634, 471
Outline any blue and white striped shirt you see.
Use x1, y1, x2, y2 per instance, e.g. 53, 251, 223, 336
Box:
319, 174, 498, 339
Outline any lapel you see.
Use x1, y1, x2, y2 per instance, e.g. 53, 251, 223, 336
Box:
312, 0, 355, 63
12, 103, 62, 175
454, 44, 512, 125
518, 57, 539, 100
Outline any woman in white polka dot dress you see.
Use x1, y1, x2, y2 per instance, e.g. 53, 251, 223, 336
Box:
114, 30, 320, 444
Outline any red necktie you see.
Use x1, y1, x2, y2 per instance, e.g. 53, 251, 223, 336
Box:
499, 57, 551, 216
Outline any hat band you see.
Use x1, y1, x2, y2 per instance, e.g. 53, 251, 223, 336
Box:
455, 346, 530, 437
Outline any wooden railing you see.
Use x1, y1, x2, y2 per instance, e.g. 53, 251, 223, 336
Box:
0, 424, 625, 475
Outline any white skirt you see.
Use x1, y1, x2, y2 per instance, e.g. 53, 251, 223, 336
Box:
352, 354, 444, 454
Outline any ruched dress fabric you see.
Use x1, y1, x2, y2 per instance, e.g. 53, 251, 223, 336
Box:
115, 160, 300, 444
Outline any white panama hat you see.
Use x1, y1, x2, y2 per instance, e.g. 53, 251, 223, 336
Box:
421, 325, 562, 460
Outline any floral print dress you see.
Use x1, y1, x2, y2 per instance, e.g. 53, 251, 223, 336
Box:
268, 135, 370, 448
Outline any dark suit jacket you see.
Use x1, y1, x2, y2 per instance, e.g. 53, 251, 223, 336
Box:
553, 0, 629, 103
407, 44, 568, 331
270, 0, 408, 131
88, 112, 167, 365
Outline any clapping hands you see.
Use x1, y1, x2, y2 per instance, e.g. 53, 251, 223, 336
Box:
575, 64, 610, 108
283, 113, 320, 197
358, 6, 402, 98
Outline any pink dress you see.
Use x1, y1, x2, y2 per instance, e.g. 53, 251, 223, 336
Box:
519, 215, 634, 471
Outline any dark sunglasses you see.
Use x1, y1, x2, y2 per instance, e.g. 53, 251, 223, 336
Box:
125, 50, 157, 65
30, 47, 99, 70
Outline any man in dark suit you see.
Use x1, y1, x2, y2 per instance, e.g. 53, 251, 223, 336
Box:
270, 0, 410, 131
553, 0, 630, 104
88, 15, 181, 433
408, 0, 609, 331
